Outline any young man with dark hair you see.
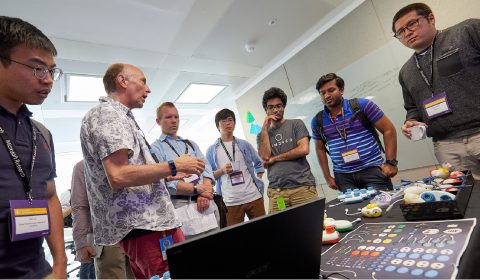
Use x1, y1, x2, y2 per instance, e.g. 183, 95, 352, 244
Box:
257, 87, 318, 213
393, 3, 480, 179
206, 108, 266, 226
312, 73, 398, 191
0, 16, 66, 278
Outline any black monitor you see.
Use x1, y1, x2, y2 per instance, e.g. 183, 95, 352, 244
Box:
167, 198, 325, 279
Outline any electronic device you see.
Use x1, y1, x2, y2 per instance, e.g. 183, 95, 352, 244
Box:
322, 225, 340, 245
167, 198, 325, 279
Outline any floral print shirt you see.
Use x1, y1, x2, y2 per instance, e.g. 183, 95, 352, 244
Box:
80, 96, 180, 245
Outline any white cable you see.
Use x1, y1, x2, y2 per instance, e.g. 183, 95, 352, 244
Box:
329, 201, 343, 208
345, 208, 361, 216
386, 199, 404, 212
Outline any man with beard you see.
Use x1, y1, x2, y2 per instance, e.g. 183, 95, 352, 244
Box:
311, 73, 397, 191
257, 87, 318, 213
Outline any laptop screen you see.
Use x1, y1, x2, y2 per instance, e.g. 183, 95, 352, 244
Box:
167, 198, 325, 279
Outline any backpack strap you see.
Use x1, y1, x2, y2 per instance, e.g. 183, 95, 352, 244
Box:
30, 119, 52, 151
315, 110, 329, 154
348, 98, 385, 153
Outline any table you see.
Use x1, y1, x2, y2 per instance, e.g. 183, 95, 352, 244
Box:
321, 183, 480, 279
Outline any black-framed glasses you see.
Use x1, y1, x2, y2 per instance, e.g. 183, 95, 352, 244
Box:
393, 17, 424, 39
266, 104, 284, 111
0, 55, 63, 81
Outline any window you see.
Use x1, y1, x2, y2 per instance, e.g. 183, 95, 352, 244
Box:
176, 83, 226, 104
66, 74, 105, 102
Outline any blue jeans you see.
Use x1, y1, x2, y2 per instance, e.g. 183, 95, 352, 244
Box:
79, 261, 96, 280
334, 166, 393, 192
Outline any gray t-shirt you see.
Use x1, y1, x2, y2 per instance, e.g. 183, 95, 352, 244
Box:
257, 119, 316, 189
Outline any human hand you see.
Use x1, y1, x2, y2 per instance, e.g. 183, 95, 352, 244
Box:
381, 164, 398, 178
196, 196, 211, 213
76, 246, 97, 263
401, 120, 427, 139
223, 163, 233, 174
167, 172, 189, 181
174, 154, 205, 176
197, 183, 214, 199
52, 262, 67, 279
326, 176, 339, 190
263, 115, 278, 128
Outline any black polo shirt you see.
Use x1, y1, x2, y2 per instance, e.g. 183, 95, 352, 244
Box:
0, 105, 56, 278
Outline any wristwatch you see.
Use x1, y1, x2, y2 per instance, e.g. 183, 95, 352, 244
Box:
168, 160, 177, 176
385, 159, 398, 167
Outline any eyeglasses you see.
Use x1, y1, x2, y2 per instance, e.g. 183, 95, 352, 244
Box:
266, 104, 284, 111
0, 55, 63, 81
220, 117, 235, 124
393, 17, 424, 39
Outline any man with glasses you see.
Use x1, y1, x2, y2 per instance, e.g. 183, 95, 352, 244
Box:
312, 73, 397, 192
150, 102, 220, 238
0, 16, 66, 278
393, 3, 480, 179
257, 87, 318, 213
206, 108, 266, 226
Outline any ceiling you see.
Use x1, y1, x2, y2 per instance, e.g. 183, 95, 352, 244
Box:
2, 0, 358, 154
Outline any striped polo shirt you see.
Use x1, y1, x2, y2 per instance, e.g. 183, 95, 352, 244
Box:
311, 98, 384, 173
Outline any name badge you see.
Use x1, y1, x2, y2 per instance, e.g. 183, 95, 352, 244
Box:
229, 171, 245, 186
9, 200, 50, 242
423, 92, 452, 119
341, 147, 361, 164
159, 235, 174, 261
183, 174, 199, 185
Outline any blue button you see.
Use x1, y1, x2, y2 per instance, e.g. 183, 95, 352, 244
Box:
411, 268, 424, 276
396, 253, 407, 258
436, 255, 450, 262
397, 267, 409, 274
425, 270, 439, 278
422, 254, 434, 260
408, 253, 420, 259
385, 266, 396, 272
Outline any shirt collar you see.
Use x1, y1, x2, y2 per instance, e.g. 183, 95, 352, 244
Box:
100, 96, 131, 116
323, 98, 348, 117
159, 133, 184, 142
0, 104, 33, 118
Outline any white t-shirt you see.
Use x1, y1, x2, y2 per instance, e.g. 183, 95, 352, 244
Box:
216, 141, 261, 206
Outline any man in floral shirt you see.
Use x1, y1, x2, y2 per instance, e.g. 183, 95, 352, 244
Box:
80, 63, 205, 278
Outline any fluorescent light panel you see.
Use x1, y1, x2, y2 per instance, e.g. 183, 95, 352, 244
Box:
176, 83, 226, 104
67, 75, 105, 102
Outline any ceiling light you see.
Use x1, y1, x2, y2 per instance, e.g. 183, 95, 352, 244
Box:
365, 96, 375, 100
244, 43, 255, 53
176, 83, 226, 104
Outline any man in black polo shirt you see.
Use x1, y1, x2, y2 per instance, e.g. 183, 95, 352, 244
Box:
0, 16, 66, 278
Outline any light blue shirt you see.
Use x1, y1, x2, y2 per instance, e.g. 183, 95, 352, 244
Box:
150, 133, 215, 194
206, 138, 264, 196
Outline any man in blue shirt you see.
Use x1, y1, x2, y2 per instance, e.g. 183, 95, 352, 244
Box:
0, 16, 66, 278
150, 102, 219, 238
206, 109, 266, 226
311, 73, 398, 191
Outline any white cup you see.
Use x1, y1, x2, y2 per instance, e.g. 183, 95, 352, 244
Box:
410, 125, 427, 141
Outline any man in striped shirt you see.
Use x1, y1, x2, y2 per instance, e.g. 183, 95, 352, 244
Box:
311, 73, 398, 191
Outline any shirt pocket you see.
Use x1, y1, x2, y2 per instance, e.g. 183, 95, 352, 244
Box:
436, 48, 463, 77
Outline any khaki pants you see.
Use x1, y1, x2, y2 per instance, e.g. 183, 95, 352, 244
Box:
434, 131, 480, 180
267, 185, 318, 214
226, 197, 266, 226
95, 244, 133, 279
